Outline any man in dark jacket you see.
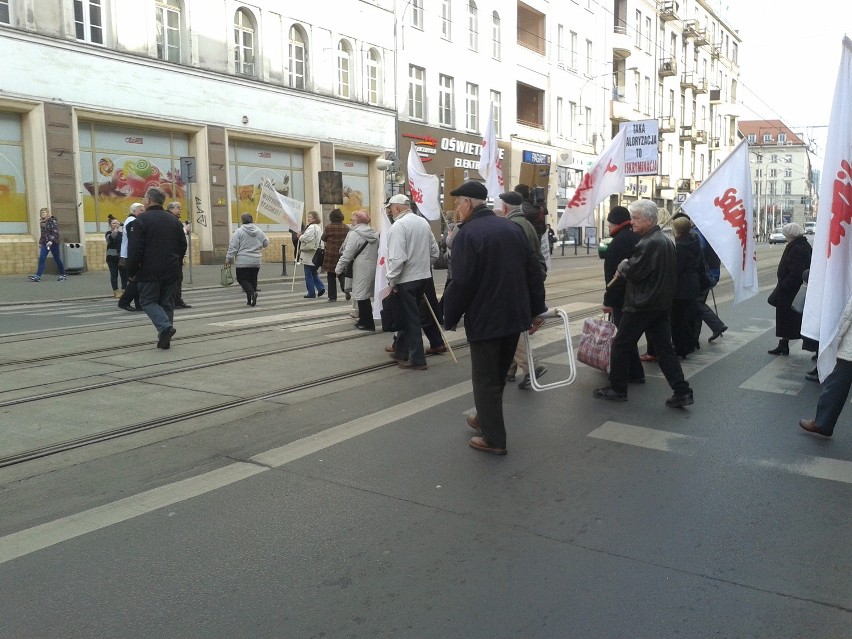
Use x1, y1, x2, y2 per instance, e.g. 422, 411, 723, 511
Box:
443, 181, 547, 455
594, 199, 694, 407
127, 186, 188, 349
602, 206, 643, 382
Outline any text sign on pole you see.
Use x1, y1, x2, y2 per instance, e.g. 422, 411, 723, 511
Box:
619, 120, 659, 176
180, 157, 197, 183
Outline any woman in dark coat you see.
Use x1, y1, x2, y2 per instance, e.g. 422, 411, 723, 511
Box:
768, 223, 812, 355
670, 216, 703, 358
320, 208, 350, 302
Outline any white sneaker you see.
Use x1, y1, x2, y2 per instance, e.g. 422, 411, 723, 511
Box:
57, 275, 67, 281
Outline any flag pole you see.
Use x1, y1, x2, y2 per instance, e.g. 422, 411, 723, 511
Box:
424, 300, 458, 363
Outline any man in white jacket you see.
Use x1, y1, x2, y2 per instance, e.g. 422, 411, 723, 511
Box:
386, 193, 439, 370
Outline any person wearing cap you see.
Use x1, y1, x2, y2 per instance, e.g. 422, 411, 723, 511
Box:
602, 205, 644, 382
443, 181, 546, 455
497, 190, 548, 390
385, 193, 440, 370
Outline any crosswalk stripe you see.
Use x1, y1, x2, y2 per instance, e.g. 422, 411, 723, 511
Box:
748, 455, 852, 485
587, 421, 704, 454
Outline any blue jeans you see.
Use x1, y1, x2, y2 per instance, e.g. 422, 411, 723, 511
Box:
36, 243, 65, 276
394, 279, 429, 366
137, 279, 178, 335
814, 358, 852, 436
303, 265, 325, 296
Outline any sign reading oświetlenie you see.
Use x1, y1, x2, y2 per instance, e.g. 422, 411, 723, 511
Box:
620, 119, 659, 176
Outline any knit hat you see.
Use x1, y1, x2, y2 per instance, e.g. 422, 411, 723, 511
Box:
782, 222, 804, 240
607, 206, 630, 225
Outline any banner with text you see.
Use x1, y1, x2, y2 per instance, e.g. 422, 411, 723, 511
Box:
620, 119, 659, 177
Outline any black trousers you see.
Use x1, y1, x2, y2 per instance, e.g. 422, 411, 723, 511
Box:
236, 266, 259, 300
470, 334, 521, 449
326, 271, 346, 301
173, 267, 185, 305
609, 310, 691, 396
357, 299, 375, 329
612, 306, 644, 379
118, 278, 140, 308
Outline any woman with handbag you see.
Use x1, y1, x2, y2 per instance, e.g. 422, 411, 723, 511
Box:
336, 209, 379, 330
105, 218, 127, 297
225, 213, 269, 306
767, 223, 812, 355
298, 211, 325, 298
320, 208, 349, 302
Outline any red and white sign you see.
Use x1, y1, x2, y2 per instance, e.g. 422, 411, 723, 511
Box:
407, 142, 441, 221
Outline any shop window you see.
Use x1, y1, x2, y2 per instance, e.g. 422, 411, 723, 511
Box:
229, 141, 305, 230
334, 154, 371, 223
234, 8, 256, 76
74, 0, 104, 45
365, 48, 380, 106
0, 113, 27, 234
156, 0, 181, 63
289, 25, 307, 90
336, 40, 352, 99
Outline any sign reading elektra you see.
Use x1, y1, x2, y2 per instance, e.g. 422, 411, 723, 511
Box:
619, 119, 659, 176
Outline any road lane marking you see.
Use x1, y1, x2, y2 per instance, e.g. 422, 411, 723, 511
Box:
739, 353, 812, 395
587, 421, 704, 455
748, 455, 852, 485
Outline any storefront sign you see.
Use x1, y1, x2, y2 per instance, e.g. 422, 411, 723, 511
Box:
399, 123, 508, 177
523, 150, 551, 165
620, 119, 659, 177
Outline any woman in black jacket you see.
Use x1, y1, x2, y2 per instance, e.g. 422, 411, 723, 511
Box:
105, 218, 127, 297
670, 216, 703, 358
768, 223, 812, 355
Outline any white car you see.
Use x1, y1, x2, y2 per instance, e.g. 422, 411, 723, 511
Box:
805, 222, 816, 235
768, 228, 786, 244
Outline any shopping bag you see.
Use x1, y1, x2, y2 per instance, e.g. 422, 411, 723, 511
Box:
577, 317, 616, 373
380, 291, 402, 332
220, 264, 235, 287
311, 246, 325, 268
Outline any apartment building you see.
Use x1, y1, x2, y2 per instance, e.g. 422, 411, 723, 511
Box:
0, 0, 396, 273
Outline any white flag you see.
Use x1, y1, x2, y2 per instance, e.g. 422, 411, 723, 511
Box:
802, 37, 852, 379
682, 138, 759, 305
557, 128, 626, 230
256, 180, 303, 232
407, 142, 441, 221
372, 204, 394, 321
478, 102, 504, 199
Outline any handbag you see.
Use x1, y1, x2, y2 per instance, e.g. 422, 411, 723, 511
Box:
380, 291, 402, 332
343, 239, 369, 279
220, 264, 235, 287
767, 288, 779, 307
577, 316, 617, 373
791, 284, 807, 315
311, 245, 325, 268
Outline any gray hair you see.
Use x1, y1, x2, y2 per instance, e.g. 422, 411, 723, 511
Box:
145, 186, 166, 205
468, 197, 486, 208
501, 202, 522, 217
166, 201, 181, 212
130, 202, 145, 214
240, 213, 254, 225
628, 199, 658, 224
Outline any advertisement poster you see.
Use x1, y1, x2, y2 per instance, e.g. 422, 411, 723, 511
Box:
335, 154, 370, 223
0, 113, 26, 234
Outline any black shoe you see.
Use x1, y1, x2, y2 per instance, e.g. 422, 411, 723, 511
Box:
665, 392, 694, 408
768, 344, 789, 355
354, 323, 375, 331
250, 292, 258, 307
629, 377, 646, 384
518, 366, 547, 390
317, 289, 326, 297
175, 302, 192, 309
118, 302, 138, 312
708, 326, 728, 342
157, 326, 176, 349
303, 294, 316, 298
593, 387, 627, 401
806, 368, 819, 382
345, 292, 351, 301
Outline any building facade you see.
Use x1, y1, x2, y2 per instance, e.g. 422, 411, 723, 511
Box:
0, 0, 397, 274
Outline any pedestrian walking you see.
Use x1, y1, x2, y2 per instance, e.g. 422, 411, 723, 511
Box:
670, 216, 702, 359
767, 223, 812, 355
336, 209, 378, 330
225, 213, 269, 306
167, 201, 192, 309
298, 211, 326, 298
320, 208, 350, 302
126, 187, 187, 349
105, 217, 127, 297
443, 181, 546, 455
28, 207, 67, 282
692, 226, 727, 343
593, 199, 694, 407
117, 202, 145, 312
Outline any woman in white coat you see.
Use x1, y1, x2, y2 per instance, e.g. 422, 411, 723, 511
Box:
298, 210, 325, 298
225, 213, 269, 306
336, 209, 379, 330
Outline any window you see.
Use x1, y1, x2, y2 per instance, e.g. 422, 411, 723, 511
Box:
770, 169, 777, 177
785, 168, 792, 178
634, 71, 641, 110
408, 65, 425, 120
491, 11, 501, 59
74, 0, 104, 44
411, 0, 423, 29
556, 97, 563, 136
785, 154, 792, 163
747, 133, 756, 143
234, 9, 255, 76
156, 0, 181, 63
490, 90, 502, 137
645, 16, 652, 52
0, 113, 27, 234
770, 153, 778, 163
585, 106, 592, 142
439, 75, 454, 126
668, 89, 675, 117
570, 31, 577, 70
635, 10, 641, 48
568, 101, 576, 138
289, 26, 307, 90
0, 0, 8, 24
517, 3, 545, 56
586, 40, 593, 75
557, 25, 564, 65
517, 82, 544, 128
336, 40, 352, 99
441, 0, 452, 39
778, 132, 787, 144
468, 1, 479, 51
732, 42, 738, 64
466, 82, 479, 131
365, 49, 380, 105
644, 76, 651, 114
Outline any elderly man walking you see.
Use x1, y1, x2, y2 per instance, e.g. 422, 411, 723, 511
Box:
443, 182, 546, 455
386, 193, 440, 371
126, 186, 188, 349
594, 199, 694, 407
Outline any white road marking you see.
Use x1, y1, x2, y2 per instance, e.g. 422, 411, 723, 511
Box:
739, 353, 812, 395
209, 306, 344, 327
747, 455, 852, 485
588, 421, 704, 454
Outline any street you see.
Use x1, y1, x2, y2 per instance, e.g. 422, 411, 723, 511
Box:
0, 251, 849, 638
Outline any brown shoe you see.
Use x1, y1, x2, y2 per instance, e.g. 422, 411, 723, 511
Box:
384, 345, 395, 353
799, 419, 831, 437
466, 414, 481, 433
468, 436, 507, 455
398, 360, 427, 370
639, 353, 657, 362
426, 345, 447, 355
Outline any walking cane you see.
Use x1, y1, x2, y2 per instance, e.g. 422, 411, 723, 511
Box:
710, 286, 718, 315
290, 239, 300, 292
424, 300, 458, 364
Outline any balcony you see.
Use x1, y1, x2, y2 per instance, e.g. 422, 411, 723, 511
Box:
677, 178, 694, 192
694, 28, 710, 47
659, 115, 676, 133
709, 88, 722, 104
660, 1, 679, 22
694, 76, 708, 93
682, 19, 701, 39
610, 98, 635, 123
709, 137, 720, 150
694, 130, 708, 145
681, 73, 696, 89
659, 57, 677, 77
680, 125, 697, 142
711, 44, 721, 59
612, 23, 632, 58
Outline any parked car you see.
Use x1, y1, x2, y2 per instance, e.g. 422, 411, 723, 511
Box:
804, 221, 816, 235
768, 228, 787, 244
